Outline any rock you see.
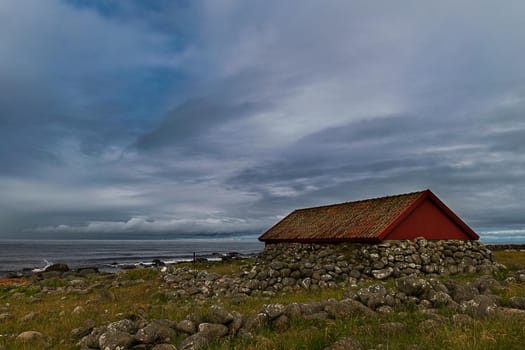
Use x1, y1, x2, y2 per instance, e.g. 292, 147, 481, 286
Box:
418, 319, 442, 332
260, 303, 286, 320
324, 337, 362, 350
304, 311, 329, 320
508, 296, 525, 310
395, 276, 429, 296
98, 330, 136, 350
228, 311, 243, 336
445, 281, 479, 303
16, 331, 43, 342
459, 295, 498, 318
272, 314, 290, 332
243, 313, 269, 332
451, 314, 474, 326
0, 312, 13, 321
325, 299, 375, 319
176, 319, 197, 334
73, 306, 85, 314
492, 307, 525, 320
379, 322, 406, 334
371, 267, 394, 280
97, 289, 116, 302
135, 320, 177, 344
198, 323, 229, 340
151, 345, 177, 350
45, 263, 69, 272
107, 319, 138, 334
177, 333, 209, 350
206, 305, 233, 324
71, 326, 93, 340
20, 311, 38, 322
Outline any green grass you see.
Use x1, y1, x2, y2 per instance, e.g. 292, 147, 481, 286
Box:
1, 251, 525, 349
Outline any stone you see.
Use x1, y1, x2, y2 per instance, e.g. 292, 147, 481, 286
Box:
107, 319, 138, 334
16, 331, 43, 342
98, 330, 136, 350
508, 296, 525, 310
198, 323, 229, 340
418, 319, 442, 332
176, 319, 197, 334
177, 333, 209, 350
243, 313, 269, 332
228, 311, 243, 336
324, 299, 375, 319
260, 303, 286, 320
451, 314, 474, 326
379, 322, 407, 334
395, 276, 429, 296
96, 289, 116, 302
445, 281, 479, 303
324, 337, 362, 350
272, 314, 290, 332
45, 263, 69, 272
206, 305, 233, 324
371, 267, 394, 280
459, 295, 498, 318
20, 311, 38, 322
304, 311, 329, 320
135, 320, 177, 344
151, 345, 177, 350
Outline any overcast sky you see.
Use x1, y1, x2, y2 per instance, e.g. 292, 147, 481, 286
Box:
1, 0, 524, 242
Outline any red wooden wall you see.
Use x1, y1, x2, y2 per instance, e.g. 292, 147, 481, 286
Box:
384, 198, 472, 240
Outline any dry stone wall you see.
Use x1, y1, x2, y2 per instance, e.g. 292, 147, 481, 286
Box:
250, 238, 497, 289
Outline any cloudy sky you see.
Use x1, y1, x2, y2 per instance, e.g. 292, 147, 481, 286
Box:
1, 0, 524, 242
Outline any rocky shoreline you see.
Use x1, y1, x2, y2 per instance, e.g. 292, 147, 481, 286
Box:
2, 239, 525, 349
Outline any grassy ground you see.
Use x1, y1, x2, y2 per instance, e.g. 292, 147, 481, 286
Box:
0, 251, 524, 349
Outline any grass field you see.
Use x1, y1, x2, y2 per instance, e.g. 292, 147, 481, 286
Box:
0, 250, 524, 349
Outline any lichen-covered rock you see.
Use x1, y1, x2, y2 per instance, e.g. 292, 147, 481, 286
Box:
16, 331, 43, 342
177, 333, 209, 350
134, 320, 177, 344
508, 296, 525, 310
98, 329, 136, 350
197, 323, 229, 340
260, 303, 286, 320
396, 276, 430, 296
176, 319, 197, 334
459, 295, 498, 318
324, 337, 362, 350
206, 305, 233, 324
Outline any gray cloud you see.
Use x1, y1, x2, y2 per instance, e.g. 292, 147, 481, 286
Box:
0, 1, 524, 242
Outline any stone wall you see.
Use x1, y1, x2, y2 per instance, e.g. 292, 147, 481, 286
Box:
248, 238, 497, 291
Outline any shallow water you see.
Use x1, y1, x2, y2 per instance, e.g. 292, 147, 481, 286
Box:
0, 239, 264, 276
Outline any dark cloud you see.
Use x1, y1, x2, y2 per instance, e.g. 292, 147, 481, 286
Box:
0, 1, 524, 241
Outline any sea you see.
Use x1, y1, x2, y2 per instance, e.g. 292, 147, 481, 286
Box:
0, 239, 264, 277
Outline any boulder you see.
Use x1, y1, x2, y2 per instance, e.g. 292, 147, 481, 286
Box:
135, 320, 177, 344
324, 337, 362, 350
16, 331, 43, 342
508, 296, 525, 310
177, 333, 209, 350
45, 263, 69, 272
98, 330, 136, 350
151, 345, 177, 350
260, 303, 286, 320
206, 305, 233, 324
197, 323, 229, 341
459, 295, 498, 318
395, 276, 429, 296
176, 319, 197, 334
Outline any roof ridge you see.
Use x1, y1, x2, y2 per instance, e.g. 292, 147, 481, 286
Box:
293, 190, 427, 212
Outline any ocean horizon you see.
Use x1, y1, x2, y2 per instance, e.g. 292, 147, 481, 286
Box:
1, 234, 524, 277
0, 238, 264, 277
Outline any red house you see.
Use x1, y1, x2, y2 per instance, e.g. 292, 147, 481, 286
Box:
259, 189, 479, 243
